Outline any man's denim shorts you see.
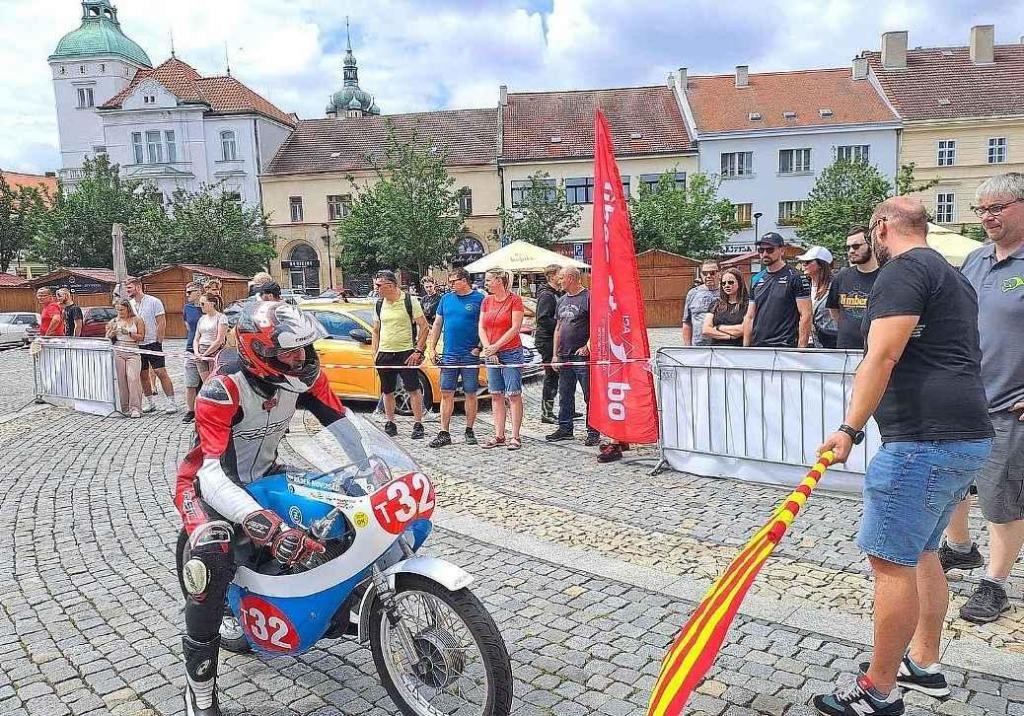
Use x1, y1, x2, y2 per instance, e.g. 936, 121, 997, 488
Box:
439, 354, 480, 393
857, 439, 992, 566
486, 348, 524, 395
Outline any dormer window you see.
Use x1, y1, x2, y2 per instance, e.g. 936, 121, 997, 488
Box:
819, 108, 834, 118
550, 136, 562, 144
748, 112, 762, 121
782, 111, 797, 120
143, 95, 156, 105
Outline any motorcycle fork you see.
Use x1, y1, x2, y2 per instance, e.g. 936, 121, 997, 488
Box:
371, 542, 422, 667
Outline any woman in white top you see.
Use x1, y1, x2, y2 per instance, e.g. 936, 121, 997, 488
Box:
193, 293, 228, 382
105, 298, 146, 417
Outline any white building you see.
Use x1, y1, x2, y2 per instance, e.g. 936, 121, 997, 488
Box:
49, 0, 294, 207
673, 64, 901, 253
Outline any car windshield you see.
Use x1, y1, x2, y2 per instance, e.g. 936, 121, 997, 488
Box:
0, 315, 14, 324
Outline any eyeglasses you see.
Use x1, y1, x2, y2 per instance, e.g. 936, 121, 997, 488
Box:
971, 198, 1024, 218
700, 270, 718, 276
846, 243, 867, 252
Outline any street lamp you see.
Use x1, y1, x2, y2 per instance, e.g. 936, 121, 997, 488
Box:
753, 212, 763, 241
321, 223, 334, 291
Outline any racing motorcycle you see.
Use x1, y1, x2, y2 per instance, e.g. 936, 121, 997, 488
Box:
176, 413, 513, 716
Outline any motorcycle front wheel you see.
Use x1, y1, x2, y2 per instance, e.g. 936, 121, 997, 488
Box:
369, 574, 513, 716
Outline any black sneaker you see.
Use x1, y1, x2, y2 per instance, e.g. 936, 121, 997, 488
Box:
464, 427, 477, 445
813, 674, 904, 715
411, 422, 425, 439
181, 411, 195, 424
384, 421, 398, 437
428, 431, 451, 448
545, 427, 574, 442
960, 579, 1010, 624
859, 655, 949, 698
938, 541, 984, 573
583, 432, 601, 447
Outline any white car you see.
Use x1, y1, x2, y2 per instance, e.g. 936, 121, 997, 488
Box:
0, 312, 40, 347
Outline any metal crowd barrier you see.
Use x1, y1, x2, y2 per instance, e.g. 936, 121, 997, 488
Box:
653, 346, 880, 494
32, 338, 119, 417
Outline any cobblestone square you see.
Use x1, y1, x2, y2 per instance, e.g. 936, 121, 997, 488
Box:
1, 336, 1023, 715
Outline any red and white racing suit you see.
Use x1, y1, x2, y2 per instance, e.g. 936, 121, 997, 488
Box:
174, 367, 348, 641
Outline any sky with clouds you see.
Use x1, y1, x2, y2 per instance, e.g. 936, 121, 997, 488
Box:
3, 0, 1022, 174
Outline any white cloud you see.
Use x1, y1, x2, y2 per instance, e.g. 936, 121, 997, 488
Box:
3, 0, 1022, 174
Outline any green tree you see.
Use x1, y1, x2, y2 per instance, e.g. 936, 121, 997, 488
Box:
895, 162, 941, 196
0, 171, 48, 273
337, 125, 464, 277
31, 155, 155, 270
628, 171, 734, 257
797, 159, 893, 254
497, 172, 581, 249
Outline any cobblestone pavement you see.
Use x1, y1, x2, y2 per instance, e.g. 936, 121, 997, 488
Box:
2, 339, 1024, 716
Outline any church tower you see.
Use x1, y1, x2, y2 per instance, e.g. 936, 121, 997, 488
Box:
49, 0, 152, 177
325, 19, 381, 118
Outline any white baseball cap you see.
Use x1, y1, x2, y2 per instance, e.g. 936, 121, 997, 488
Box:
795, 246, 834, 264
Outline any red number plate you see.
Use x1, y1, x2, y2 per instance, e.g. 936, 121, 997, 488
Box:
239, 596, 299, 652
370, 472, 435, 534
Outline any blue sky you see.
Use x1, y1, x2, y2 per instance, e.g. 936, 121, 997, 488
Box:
2, 0, 1021, 174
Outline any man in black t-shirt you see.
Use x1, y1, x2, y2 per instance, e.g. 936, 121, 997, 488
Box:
827, 226, 879, 350
546, 266, 599, 446
813, 198, 994, 716
57, 288, 83, 337
742, 232, 811, 347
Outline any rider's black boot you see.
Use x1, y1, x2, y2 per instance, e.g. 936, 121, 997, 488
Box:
183, 635, 223, 716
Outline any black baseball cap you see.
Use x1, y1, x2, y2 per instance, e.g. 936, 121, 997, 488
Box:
756, 232, 786, 248
257, 281, 282, 298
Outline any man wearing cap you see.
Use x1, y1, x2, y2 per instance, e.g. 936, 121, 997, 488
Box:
743, 232, 812, 348
827, 226, 880, 350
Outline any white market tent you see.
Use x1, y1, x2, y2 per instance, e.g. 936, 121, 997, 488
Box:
463, 240, 589, 274
927, 222, 984, 267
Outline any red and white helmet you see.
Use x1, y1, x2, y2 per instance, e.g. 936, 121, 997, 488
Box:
235, 301, 326, 392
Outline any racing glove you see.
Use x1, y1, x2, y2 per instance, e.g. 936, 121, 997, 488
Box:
271, 528, 326, 566
241, 509, 284, 547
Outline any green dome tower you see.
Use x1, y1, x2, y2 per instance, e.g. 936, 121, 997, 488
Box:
325, 18, 380, 118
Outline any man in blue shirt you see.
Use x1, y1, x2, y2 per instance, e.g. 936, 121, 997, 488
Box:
182, 283, 204, 423
426, 267, 484, 447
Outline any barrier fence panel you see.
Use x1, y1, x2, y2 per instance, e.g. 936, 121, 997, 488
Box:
33, 338, 118, 417
655, 346, 880, 493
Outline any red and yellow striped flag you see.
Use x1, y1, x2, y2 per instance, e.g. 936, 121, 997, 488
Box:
647, 452, 836, 716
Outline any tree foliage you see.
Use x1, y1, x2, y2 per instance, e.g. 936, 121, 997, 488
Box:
337, 124, 465, 277
797, 159, 893, 255
895, 162, 941, 196
497, 172, 581, 249
628, 171, 734, 257
0, 171, 48, 273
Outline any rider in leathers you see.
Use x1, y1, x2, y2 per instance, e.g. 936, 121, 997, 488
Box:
174, 300, 364, 716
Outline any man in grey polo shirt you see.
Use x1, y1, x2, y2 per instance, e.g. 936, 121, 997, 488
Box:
953, 173, 1024, 623
682, 259, 720, 345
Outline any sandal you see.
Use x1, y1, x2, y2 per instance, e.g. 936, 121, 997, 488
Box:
482, 436, 506, 449
507, 437, 522, 451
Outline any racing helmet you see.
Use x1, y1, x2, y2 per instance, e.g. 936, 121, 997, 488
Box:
235, 300, 326, 392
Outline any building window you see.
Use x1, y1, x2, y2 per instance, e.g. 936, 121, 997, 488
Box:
721, 152, 754, 178
621, 175, 631, 197
457, 187, 473, 216
289, 196, 304, 223
734, 203, 753, 228
164, 130, 177, 163
639, 172, 686, 193
221, 130, 238, 161
935, 193, 955, 223
224, 191, 242, 203
510, 178, 555, 207
132, 132, 144, 164
988, 138, 1007, 164
777, 200, 807, 226
564, 177, 595, 205
327, 194, 351, 221
937, 140, 956, 167
779, 148, 811, 174
92, 145, 108, 157
77, 87, 94, 108
837, 144, 870, 163
145, 130, 163, 164
143, 95, 156, 105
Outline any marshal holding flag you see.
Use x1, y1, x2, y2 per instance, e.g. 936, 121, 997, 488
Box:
588, 110, 659, 445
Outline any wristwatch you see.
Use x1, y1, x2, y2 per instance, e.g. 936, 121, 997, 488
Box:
837, 424, 865, 445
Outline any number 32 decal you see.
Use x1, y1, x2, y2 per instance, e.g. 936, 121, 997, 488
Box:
239, 596, 299, 652
371, 472, 435, 534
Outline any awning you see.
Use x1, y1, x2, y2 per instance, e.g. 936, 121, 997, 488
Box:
927, 223, 984, 267
463, 240, 590, 274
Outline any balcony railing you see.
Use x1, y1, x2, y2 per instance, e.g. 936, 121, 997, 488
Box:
59, 168, 86, 182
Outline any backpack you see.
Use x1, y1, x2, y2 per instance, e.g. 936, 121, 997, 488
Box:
375, 292, 418, 342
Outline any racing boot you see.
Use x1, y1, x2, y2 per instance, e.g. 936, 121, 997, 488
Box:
183, 635, 223, 716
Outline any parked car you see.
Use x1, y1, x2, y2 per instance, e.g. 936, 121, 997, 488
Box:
279, 288, 310, 305
0, 312, 40, 347
81, 306, 117, 337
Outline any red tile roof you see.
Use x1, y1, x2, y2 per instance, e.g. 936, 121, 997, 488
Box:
685, 68, 898, 134
143, 264, 249, 280
30, 268, 119, 286
101, 57, 296, 128
0, 272, 27, 287
265, 108, 498, 175
2, 171, 57, 196
864, 44, 1024, 121
502, 86, 693, 162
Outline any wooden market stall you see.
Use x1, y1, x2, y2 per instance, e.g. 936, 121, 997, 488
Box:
0, 268, 118, 314
636, 249, 702, 328
140, 264, 249, 338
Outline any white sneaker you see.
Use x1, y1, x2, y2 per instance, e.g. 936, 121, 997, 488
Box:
163, 397, 177, 413
143, 399, 156, 413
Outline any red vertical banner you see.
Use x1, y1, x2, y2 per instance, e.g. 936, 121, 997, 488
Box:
589, 110, 659, 444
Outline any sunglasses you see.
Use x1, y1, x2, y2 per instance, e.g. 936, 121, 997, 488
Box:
756, 246, 779, 253
700, 270, 718, 276
721, 280, 738, 286
846, 243, 867, 252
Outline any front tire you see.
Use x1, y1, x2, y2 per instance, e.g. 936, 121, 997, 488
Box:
369, 574, 512, 716
174, 529, 251, 654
